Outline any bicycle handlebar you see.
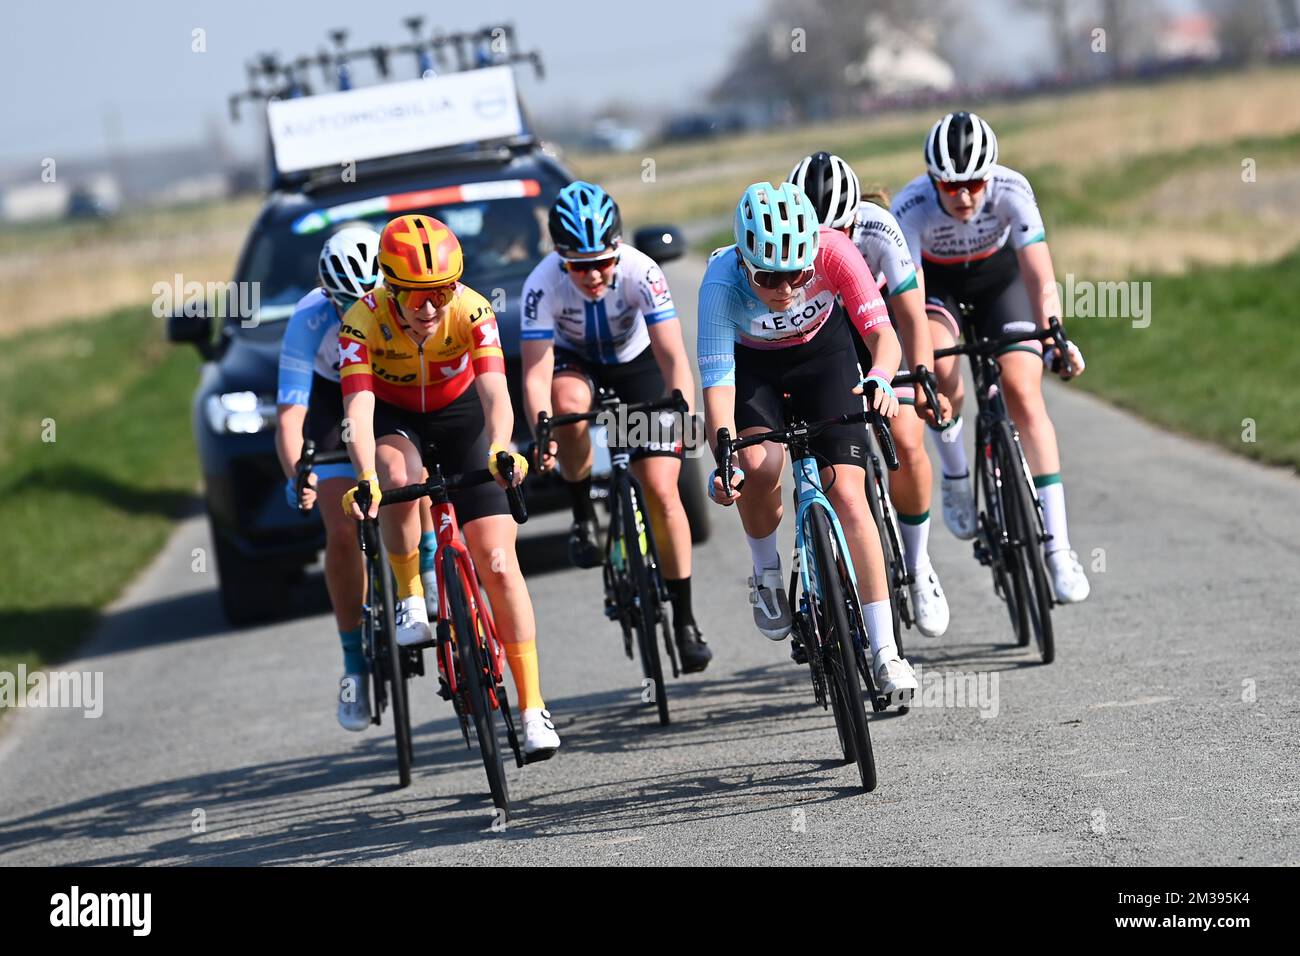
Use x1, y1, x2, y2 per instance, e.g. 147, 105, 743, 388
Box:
354, 453, 528, 525
713, 383, 899, 497
892, 365, 946, 428
934, 316, 1069, 362
535, 389, 689, 461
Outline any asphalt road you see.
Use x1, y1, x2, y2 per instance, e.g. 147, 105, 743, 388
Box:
2, 256, 1297, 866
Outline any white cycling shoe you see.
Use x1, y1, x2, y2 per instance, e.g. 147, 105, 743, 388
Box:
337, 673, 370, 732
749, 568, 792, 641
908, 562, 950, 638
1046, 549, 1091, 603
395, 595, 432, 646
522, 707, 560, 763
941, 475, 978, 540
872, 648, 918, 705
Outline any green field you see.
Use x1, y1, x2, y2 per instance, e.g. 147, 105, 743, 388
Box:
0, 308, 199, 687
1072, 248, 1300, 471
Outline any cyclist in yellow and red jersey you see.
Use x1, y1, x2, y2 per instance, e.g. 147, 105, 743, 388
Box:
338, 213, 560, 760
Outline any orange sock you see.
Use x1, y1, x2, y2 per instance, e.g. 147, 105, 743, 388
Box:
504, 639, 544, 712
387, 549, 423, 600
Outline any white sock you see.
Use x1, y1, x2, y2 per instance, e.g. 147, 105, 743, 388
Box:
932, 415, 969, 479
864, 599, 896, 658
747, 529, 781, 576
898, 514, 931, 575
1036, 478, 1071, 554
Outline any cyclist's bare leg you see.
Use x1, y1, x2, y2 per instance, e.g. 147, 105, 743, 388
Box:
632, 455, 690, 580
823, 463, 889, 604
463, 514, 547, 713
889, 404, 930, 517
734, 433, 785, 541
551, 373, 594, 480
374, 435, 424, 595
998, 349, 1061, 475
930, 314, 964, 417
319, 475, 365, 631
462, 515, 534, 646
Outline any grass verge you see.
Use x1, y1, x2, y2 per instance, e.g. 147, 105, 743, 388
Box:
0, 306, 199, 700
1070, 247, 1300, 471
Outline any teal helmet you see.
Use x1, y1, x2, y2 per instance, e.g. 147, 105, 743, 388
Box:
733, 181, 819, 271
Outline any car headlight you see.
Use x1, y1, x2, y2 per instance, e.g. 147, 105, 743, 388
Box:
205, 391, 276, 434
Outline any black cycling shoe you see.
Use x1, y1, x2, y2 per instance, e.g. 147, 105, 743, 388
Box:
674, 624, 713, 674
567, 518, 602, 569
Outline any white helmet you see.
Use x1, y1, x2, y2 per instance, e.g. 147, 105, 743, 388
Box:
924, 111, 998, 182
788, 152, 861, 230
318, 225, 381, 302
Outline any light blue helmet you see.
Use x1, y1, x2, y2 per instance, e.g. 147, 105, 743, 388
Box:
549, 181, 623, 255
733, 181, 819, 271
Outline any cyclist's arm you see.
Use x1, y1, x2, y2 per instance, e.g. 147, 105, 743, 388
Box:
703, 386, 737, 459
696, 274, 740, 442
275, 301, 326, 479
341, 389, 377, 476
464, 299, 513, 452
521, 339, 554, 439
519, 271, 555, 435
646, 320, 695, 416
1016, 240, 1062, 329
890, 285, 934, 378
821, 228, 901, 378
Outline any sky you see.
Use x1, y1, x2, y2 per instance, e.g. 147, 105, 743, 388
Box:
1, 0, 1148, 167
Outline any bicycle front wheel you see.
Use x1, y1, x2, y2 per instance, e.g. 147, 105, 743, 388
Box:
443, 548, 509, 817
864, 454, 905, 659
369, 526, 412, 788
806, 504, 877, 793
620, 479, 669, 725
997, 422, 1056, 664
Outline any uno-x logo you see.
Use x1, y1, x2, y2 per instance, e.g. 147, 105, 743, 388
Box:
476, 323, 501, 348
440, 354, 468, 377
339, 341, 363, 365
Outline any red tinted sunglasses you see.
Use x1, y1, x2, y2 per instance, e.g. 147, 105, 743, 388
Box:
934, 177, 989, 196
562, 254, 619, 273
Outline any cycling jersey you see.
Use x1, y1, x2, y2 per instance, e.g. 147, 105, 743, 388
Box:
697, 227, 889, 389
277, 288, 341, 407
338, 284, 505, 413
892, 164, 1045, 268
519, 244, 677, 364
851, 202, 918, 297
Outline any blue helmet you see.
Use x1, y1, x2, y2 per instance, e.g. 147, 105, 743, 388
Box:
549, 181, 623, 255
734, 181, 819, 271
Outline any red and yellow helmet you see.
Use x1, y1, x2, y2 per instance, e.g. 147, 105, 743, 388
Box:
378, 214, 464, 289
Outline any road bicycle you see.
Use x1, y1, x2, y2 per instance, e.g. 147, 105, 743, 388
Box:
934, 316, 1070, 663
536, 389, 689, 725
715, 385, 903, 793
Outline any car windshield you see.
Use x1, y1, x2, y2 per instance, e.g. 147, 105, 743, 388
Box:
234, 177, 559, 331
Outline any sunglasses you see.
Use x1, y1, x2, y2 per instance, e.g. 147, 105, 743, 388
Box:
392, 285, 457, 310
562, 254, 619, 273
934, 177, 989, 196
741, 257, 816, 291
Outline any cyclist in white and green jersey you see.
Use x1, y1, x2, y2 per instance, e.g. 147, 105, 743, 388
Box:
893, 111, 1089, 603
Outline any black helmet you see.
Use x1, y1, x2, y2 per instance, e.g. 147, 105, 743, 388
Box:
788, 151, 861, 230
924, 111, 998, 182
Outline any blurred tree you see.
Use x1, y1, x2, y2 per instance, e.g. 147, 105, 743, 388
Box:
1209, 0, 1278, 61
1017, 0, 1090, 75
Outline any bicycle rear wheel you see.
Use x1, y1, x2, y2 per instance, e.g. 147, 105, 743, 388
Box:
807, 504, 877, 793
369, 527, 412, 788
980, 427, 1032, 646
997, 423, 1056, 664
442, 548, 509, 816
620, 479, 669, 725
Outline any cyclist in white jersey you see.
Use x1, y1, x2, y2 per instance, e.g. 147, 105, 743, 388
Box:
789, 152, 952, 638
275, 226, 380, 730
893, 111, 1090, 603
521, 181, 710, 672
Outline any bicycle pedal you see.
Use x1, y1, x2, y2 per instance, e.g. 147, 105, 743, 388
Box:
436, 677, 453, 702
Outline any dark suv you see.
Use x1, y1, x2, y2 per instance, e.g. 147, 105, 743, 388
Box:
169, 142, 705, 625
